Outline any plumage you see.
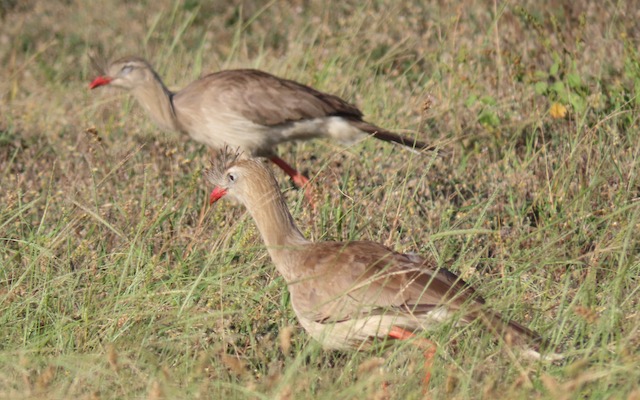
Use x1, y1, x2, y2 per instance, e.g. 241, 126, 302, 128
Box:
206, 153, 548, 356
89, 56, 434, 192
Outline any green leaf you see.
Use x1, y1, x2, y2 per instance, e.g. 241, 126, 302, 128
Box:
480, 96, 497, 106
567, 73, 582, 89
478, 109, 500, 127
569, 95, 586, 113
465, 94, 478, 108
535, 81, 549, 95
534, 70, 549, 79
550, 61, 560, 76
551, 81, 567, 99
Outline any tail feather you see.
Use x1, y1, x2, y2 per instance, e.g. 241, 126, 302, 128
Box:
347, 120, 436, 151
482, 311, 543, 346
474, 311, 563, 361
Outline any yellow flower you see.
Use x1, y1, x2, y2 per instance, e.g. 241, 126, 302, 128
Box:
550, 102, 567, 119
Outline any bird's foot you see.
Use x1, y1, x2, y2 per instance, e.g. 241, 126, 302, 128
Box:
388, 326, 436, 391
270, 156, 316, 208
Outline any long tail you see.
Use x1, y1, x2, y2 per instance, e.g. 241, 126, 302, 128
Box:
348, 120, 436, 151
474, 311, 563, 361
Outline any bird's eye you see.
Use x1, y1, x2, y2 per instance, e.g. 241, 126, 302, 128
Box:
121, 65, 134, 75
227, 172, 237, 183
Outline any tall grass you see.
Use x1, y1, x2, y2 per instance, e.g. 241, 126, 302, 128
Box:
1, 1, 639, 398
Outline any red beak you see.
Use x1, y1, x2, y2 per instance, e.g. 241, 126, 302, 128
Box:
209, 187, 228, 204
89, 76, 112, 89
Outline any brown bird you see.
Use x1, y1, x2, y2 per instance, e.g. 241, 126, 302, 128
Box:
206, 152, 551, 386
89, 56, 434, 193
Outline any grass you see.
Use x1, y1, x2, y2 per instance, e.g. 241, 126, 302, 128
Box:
1, 0, 639, 398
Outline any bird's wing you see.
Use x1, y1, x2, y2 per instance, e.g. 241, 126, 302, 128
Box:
291, 241, 484, 324
179, 69, 363, 126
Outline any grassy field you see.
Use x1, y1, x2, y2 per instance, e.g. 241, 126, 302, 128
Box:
1, 0, 639, 398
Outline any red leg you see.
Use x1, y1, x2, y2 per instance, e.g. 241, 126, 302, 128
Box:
269, 156, 309, 187
389, 326, 436, 389
269, 156, 315, 205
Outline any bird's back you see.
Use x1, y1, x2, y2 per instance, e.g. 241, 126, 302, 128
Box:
173, 69, 365, 155
287, 240, 483, 326
278, 240, 482, 349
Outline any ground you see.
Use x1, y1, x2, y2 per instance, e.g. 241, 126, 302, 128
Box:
1, 1, 639, 399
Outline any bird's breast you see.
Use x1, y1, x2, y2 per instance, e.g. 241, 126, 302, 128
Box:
180, 111, 274, 155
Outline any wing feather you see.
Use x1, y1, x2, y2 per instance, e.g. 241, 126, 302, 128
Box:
177, 69, 363, 126
289, 241, 483, 324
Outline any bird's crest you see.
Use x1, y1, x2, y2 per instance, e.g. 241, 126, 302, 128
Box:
88, 51, 109, 75
205, 146, 243, 186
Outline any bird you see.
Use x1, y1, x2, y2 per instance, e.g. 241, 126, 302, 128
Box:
205, 151, 553, 387
89, 56, 435, 196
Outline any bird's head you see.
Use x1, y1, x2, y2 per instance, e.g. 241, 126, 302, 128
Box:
89, 56, 156, 90
205, 149, 278, 206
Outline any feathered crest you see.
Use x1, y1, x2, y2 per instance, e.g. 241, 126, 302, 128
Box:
204, 146, 244, 186
87, 49, 112, 75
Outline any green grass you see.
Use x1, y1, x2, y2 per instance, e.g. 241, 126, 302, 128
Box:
1, 1, 639, 398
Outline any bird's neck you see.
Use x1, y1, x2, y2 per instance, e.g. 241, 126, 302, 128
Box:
130, 74, 180, 133
246, 188, 308, 279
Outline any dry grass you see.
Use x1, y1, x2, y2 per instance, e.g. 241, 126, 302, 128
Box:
1, 1, 639, 399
